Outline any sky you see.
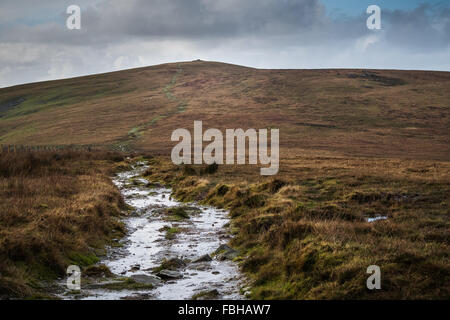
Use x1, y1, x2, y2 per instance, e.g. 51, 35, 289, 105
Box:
0, 0, 449, 88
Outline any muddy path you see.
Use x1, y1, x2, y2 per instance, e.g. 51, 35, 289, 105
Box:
62, 161, 245, 300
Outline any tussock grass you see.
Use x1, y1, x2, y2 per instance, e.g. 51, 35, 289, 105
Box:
0, 151, 127, 298
144, 156, 449, 299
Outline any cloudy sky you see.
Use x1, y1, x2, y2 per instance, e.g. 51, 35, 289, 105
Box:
0, 0, 449, 88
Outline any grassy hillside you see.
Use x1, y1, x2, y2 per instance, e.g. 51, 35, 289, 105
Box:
0, 61, 448, 299
1, 61, 449, 160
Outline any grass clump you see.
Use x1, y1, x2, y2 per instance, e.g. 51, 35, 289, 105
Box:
0, 150, 128, 298
160, 226, 181, 240
83, 264, 113, 278
166, 207, 190, 220
100, 278, 154, 291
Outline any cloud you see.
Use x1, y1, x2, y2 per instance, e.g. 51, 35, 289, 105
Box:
0, 0, 328, 44
383, 4, 450, 52
0, 0, 449, 87
356, 34, 382, 52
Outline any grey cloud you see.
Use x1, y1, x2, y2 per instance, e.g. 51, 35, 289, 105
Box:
0, 0, 328, 45
0, 0, 449, 88
383, 4, 450, 51
85, 0, 327, 38
4, 1, 448, 49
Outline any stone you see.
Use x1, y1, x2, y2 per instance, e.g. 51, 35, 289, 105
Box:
161, 257, 186, 270
192, 289, 220, 300
192, 254, 212, 263
214, 244, 238, 261
157, 270, 183, 279
130, 274, 162, 286
129, 264, 141, 272
192, 263, 212, 271
84, 280, 124, 289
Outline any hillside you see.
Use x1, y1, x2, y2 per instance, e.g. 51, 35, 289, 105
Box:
1, 61, 449, 161
1, 61, 449, 299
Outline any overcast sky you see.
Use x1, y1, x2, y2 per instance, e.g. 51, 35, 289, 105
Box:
0, 0, 449, 88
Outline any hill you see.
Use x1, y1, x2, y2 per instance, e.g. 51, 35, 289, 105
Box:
1, 61, 449, 299
1, 61, 449, 161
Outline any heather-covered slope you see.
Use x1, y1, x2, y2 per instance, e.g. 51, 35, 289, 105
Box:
1, 61, 449, 160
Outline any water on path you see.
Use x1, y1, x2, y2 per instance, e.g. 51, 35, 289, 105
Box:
77, 162, 244, 300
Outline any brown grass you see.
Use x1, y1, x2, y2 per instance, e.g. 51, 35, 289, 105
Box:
0, 61, 449, 160
0, 151, 127, 298
143, 156, 450, 299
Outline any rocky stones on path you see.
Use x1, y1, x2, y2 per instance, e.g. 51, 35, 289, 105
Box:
121, 293, 152, 300
214, 244, 238, 261
157, 270, 183, 280
130, 274, 162, 286
191, 289, 219, 300
192, 262, 212, 271
131, 208, 147, 216
160, 257, 186, 270
133, 178, 149, 186
151, 207, 169, 215
129, 264, 141, 272
192, 254, 212, 263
